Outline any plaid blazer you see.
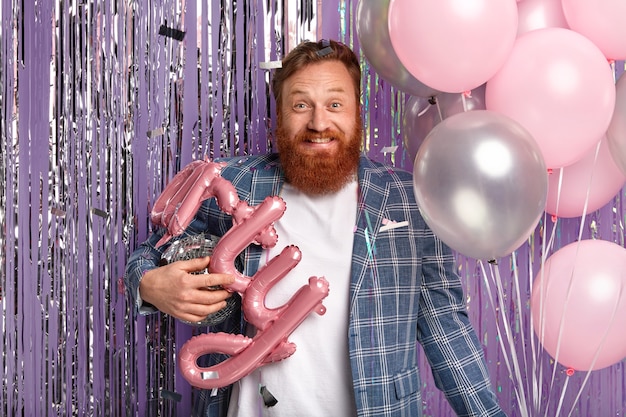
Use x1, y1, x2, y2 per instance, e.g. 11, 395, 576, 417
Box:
125, 153, 505, 417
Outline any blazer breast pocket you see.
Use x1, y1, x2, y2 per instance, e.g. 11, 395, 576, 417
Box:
379, 218, 409, 233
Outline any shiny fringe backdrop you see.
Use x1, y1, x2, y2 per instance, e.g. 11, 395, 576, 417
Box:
1, 1, 625, 416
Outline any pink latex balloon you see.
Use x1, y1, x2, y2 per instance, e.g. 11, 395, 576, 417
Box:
607, 73, 626, 176
486, 28, 616, 168
388, 0, 518, 93
532, 239, 626, 371
562, 0, 626, 60
546, 137, 626, 218
516, 0, 568, 36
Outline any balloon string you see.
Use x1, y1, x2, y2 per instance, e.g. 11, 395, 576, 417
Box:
554, 168, 564, 216
478, 260, 530, 417
577, 139, 602, 240
565, 279, 625, 417
527, 240, 544, 414
552, 137, 600, 227
418, 101, 431, 117
510, 250, 532, 409
553, 374, 571, 417
544, 243, 581, 417
461, 92, 468, 112
536, 212, 560, 416
434, 97, 443, 122
611, 60, 616, 83
544, 142, 604, 410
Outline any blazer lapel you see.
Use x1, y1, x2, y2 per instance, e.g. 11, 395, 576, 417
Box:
349, 159, 390, 310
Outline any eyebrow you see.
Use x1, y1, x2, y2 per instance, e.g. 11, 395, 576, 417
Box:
288, 86, 349, 97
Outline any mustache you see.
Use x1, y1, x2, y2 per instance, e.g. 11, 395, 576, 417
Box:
295, 129, 345, 142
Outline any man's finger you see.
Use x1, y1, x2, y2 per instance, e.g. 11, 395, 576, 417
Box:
176, 255, 211, 272
200, 272, 235, 288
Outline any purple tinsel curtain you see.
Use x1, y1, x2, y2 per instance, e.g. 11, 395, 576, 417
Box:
1, 1, 625, 416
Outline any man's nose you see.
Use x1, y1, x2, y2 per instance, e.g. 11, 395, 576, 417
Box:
307, 108, 331, 132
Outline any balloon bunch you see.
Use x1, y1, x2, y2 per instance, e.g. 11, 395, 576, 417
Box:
356, 0, 626, 255
151, 159, 330, 389
355, 0, 626, 408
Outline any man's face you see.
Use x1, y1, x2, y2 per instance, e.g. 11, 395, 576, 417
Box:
276, 60, 362, 195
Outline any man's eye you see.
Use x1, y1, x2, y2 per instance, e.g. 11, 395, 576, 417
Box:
331, 102, 341, 108
294, 103, 307, 109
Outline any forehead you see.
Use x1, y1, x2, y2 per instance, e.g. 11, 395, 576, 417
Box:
283, 60, 355, 97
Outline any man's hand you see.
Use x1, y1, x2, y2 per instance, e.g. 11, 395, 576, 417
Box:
139, 256, 235, 323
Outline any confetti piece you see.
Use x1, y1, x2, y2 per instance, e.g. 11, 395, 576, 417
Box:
50, 207, 66, 217
91, 208, 109, 218
259, 61, 282, 69
147, 127, 165, 138
259, 385, 278, 407
380, 146, 398, 154
158, 24, 186, 41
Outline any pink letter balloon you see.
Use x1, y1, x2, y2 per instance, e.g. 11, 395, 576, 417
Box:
562, 0, 626, 60
532, 239, 626, 371
545, 137, 626, 218
151, 159, 330, 389
607, 74, 626, 176
413, 110, 547, 260
356, 0, 438, 98
486, 28, 616, 169
388, 0, 518, 93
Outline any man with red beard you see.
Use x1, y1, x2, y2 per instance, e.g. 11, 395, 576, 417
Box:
125, 40, 505, 417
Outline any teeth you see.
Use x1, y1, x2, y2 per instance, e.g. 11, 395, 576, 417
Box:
308, 138, 331, 143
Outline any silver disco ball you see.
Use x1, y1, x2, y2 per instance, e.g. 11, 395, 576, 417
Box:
161, 233, 238, 326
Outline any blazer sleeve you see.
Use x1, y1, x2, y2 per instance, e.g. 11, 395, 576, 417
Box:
416, 229, 505, 416
124, 226, 169, 315
124, 197, 221, 315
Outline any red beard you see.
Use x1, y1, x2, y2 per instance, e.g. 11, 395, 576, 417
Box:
276, 124, 362, 195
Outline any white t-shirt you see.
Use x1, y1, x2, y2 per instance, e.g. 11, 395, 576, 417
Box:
227, 180, 358, 417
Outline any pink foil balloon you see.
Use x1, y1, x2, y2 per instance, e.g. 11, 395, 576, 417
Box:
179, 270, 329, 389
486, 28, 616, 168
151, 159, 330, 389
151, 159, 239, 246
562, 0, 626, 60
532, 239, 626, 371
516, 0, 568, 36
388, 0, 518, 93
545, 137, 626, 218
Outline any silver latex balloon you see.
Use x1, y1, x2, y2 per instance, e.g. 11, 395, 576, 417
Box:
413, 110, 548, 260
607, 73, 626, 176
402, 95, 441, 161
402, 85, 486, 161
356, 0, 438, 97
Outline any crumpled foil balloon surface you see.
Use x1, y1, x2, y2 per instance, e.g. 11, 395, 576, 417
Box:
1, 0, 625, 416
